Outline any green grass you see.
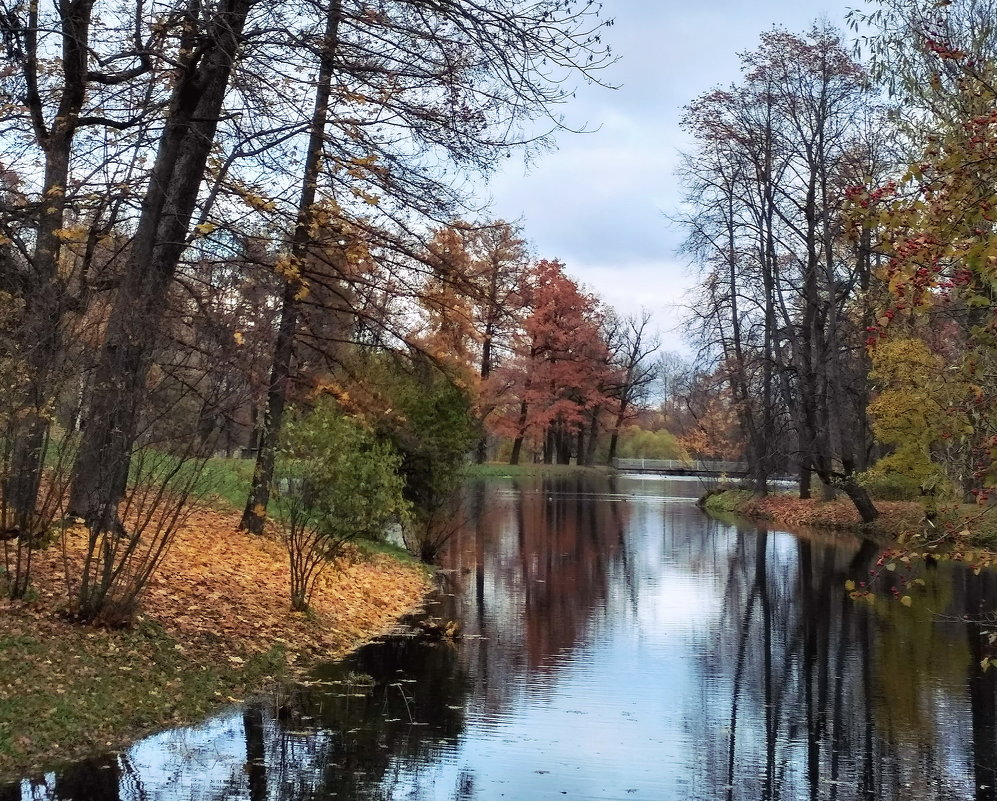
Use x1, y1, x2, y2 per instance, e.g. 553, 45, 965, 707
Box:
194, 457, 257, 509
0, 615, 290, 779
700, 488, 757, 514
464, 462, 614, 478
352, 536, 423, 567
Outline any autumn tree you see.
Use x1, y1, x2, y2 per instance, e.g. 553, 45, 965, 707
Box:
0, 0, 158, 593
66, 0, 255, 540
865, 338, 967, 500
496, 260, 614, 465
849, 0, 997, 498
674, 370, 745, 462
418, 220, 532, 462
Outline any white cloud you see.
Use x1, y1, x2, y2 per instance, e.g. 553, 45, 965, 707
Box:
482, 0, 857, 340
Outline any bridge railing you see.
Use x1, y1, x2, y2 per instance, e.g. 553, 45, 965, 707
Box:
611, 458, 750, 474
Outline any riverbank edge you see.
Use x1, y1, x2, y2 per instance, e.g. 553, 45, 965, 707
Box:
697, 488, 997, 552
698, 487, 927, 541
0, 512, 432, 782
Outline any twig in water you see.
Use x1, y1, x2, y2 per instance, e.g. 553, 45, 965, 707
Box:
393, 682, 414, 724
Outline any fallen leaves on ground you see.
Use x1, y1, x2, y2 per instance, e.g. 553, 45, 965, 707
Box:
144, 508, 429, 662
735, 494, 920, 537
0, 509, 429, 779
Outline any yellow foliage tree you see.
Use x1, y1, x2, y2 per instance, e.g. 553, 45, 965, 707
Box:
866, 338, 969, 498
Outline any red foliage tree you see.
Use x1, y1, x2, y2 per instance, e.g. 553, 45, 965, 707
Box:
493, 260, 616, 464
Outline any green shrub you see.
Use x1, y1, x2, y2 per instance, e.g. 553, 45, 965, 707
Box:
275, 400, 409, 611
858, 470, 954, 502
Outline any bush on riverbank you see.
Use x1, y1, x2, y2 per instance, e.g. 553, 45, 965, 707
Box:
0, 506, 429, 780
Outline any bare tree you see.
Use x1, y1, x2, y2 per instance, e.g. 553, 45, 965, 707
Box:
605, 311, 660, 464
678, 25, 892, 517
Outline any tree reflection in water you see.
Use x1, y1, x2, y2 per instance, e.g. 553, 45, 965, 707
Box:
702, 520, 997, 801
4, 475, 997, 801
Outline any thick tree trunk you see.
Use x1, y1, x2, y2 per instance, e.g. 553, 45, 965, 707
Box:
474, 436, 488, 464
240, 0, 343, 533
840, 477, 878, 524
556, 426, 571, 465
799, 467, 812, 500
606, 400, 627, 465
606, 431, 620, 465
584, 410, 599, 466
70, 0, 253, 528
241, 284, 296, 533
7, 0, 94, 535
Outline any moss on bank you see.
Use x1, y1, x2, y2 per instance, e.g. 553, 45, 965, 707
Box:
0, 506, 429, 781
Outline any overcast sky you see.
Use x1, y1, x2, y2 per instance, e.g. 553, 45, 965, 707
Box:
483, 0, 863, 353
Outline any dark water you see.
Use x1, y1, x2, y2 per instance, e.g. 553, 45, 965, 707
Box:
6, 475, 997, 800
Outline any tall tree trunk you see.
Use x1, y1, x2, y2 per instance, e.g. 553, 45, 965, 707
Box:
585, 410, 599, 466
240, 0, 342, 533
7, 0, 93, 538
475, 293, 497, 463
69, 0, 253, 528
556, 425, 571, 465
800, 467, 812, 500
240, 282, 297, 534
474, 433, 489, 464
510, 399, 528, 465
606, 399, 628, 465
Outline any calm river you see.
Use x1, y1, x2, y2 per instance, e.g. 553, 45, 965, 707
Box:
5, 474, 997, 800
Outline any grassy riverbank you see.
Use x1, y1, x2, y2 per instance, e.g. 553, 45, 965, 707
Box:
701, 488, 997, 544
464, 462, 614, 478
0, 504, 430, 780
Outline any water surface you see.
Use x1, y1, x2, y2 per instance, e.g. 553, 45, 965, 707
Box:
5, 475, 997, 800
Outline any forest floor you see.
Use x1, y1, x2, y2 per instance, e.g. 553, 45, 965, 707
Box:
0, 506, 430, 781
702, 488, 997, 544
